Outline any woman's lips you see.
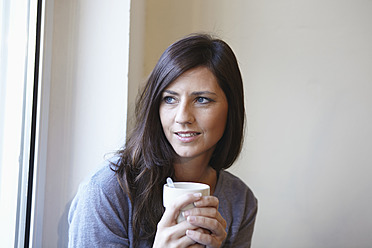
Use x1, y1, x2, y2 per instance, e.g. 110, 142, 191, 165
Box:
175, 132, 201, 142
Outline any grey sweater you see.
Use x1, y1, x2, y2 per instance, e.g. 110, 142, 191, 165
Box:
68, 161, 257, 247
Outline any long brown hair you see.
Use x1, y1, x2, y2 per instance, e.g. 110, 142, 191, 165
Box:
112, 33, 245, 243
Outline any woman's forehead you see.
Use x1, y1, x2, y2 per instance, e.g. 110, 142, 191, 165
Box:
163, 67, 221, 93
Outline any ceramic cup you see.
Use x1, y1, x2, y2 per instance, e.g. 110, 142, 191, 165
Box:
163, 182, 210, 223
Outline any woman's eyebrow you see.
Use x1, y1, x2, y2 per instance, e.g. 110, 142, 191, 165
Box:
163, 90, 178, 95
163, 90, 217, 96
190, 91, 217, 96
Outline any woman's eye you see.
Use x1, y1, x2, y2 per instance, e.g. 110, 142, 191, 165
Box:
163, 96, 175, 104
196, 97, 211, 104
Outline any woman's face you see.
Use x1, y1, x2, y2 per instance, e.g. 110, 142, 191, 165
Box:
159, 66, 228, 162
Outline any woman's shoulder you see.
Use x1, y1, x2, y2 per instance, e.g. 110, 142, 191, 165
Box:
216, 170, 257, 204
68, 157, 132, 246
71, 158, 131, 216
218, 170, 252, 190
88, 159, 121, 191
216, 170, 258, 247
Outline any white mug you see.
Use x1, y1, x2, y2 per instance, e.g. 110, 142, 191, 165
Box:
163, 182, 210, 223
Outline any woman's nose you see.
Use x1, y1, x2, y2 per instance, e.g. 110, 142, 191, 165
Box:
175, 102, 194, 124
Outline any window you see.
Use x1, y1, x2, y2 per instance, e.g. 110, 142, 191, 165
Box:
0, 0, 42, 246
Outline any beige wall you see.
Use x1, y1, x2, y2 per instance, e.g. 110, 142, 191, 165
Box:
129, 0, 372, 247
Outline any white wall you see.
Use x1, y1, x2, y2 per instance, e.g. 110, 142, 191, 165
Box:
131, 0, 372, 247
40, 0, 130, 246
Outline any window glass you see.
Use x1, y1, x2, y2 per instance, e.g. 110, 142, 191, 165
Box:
0, 0, 38, 246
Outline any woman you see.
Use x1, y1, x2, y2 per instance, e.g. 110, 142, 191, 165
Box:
68, 34, 257, 247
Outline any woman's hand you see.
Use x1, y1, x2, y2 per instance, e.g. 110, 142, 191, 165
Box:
184, 196, 227, 248
153, 193, 206, 248
153, 193, 227, 248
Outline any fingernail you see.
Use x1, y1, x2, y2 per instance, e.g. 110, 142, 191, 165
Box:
193, 193, 202, 197
183, 210, 190, 217
186, 229, 195, 236
187, 216, 196, 222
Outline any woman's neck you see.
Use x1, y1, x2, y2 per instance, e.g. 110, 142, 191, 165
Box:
173, 156, 217, 195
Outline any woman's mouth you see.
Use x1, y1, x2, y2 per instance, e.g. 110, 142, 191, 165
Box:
175, 132, 201, 142
176, 132, 200, 137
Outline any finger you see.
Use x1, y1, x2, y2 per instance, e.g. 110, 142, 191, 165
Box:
186, 229, 221, 248
154, 221, 201, 247
164, 216, 208, 240
184, 227, 209, 247
188, 244, 205, 248
194, 227, 211, 235
172, 224, 210, 247
187, 216, 227, 238
175, 233, 200, 247
185, 226, 210, 248
193, 196, 219, 208
160, 193, 203, 226
183, 205, 227, 230
184, 206, 220, 220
